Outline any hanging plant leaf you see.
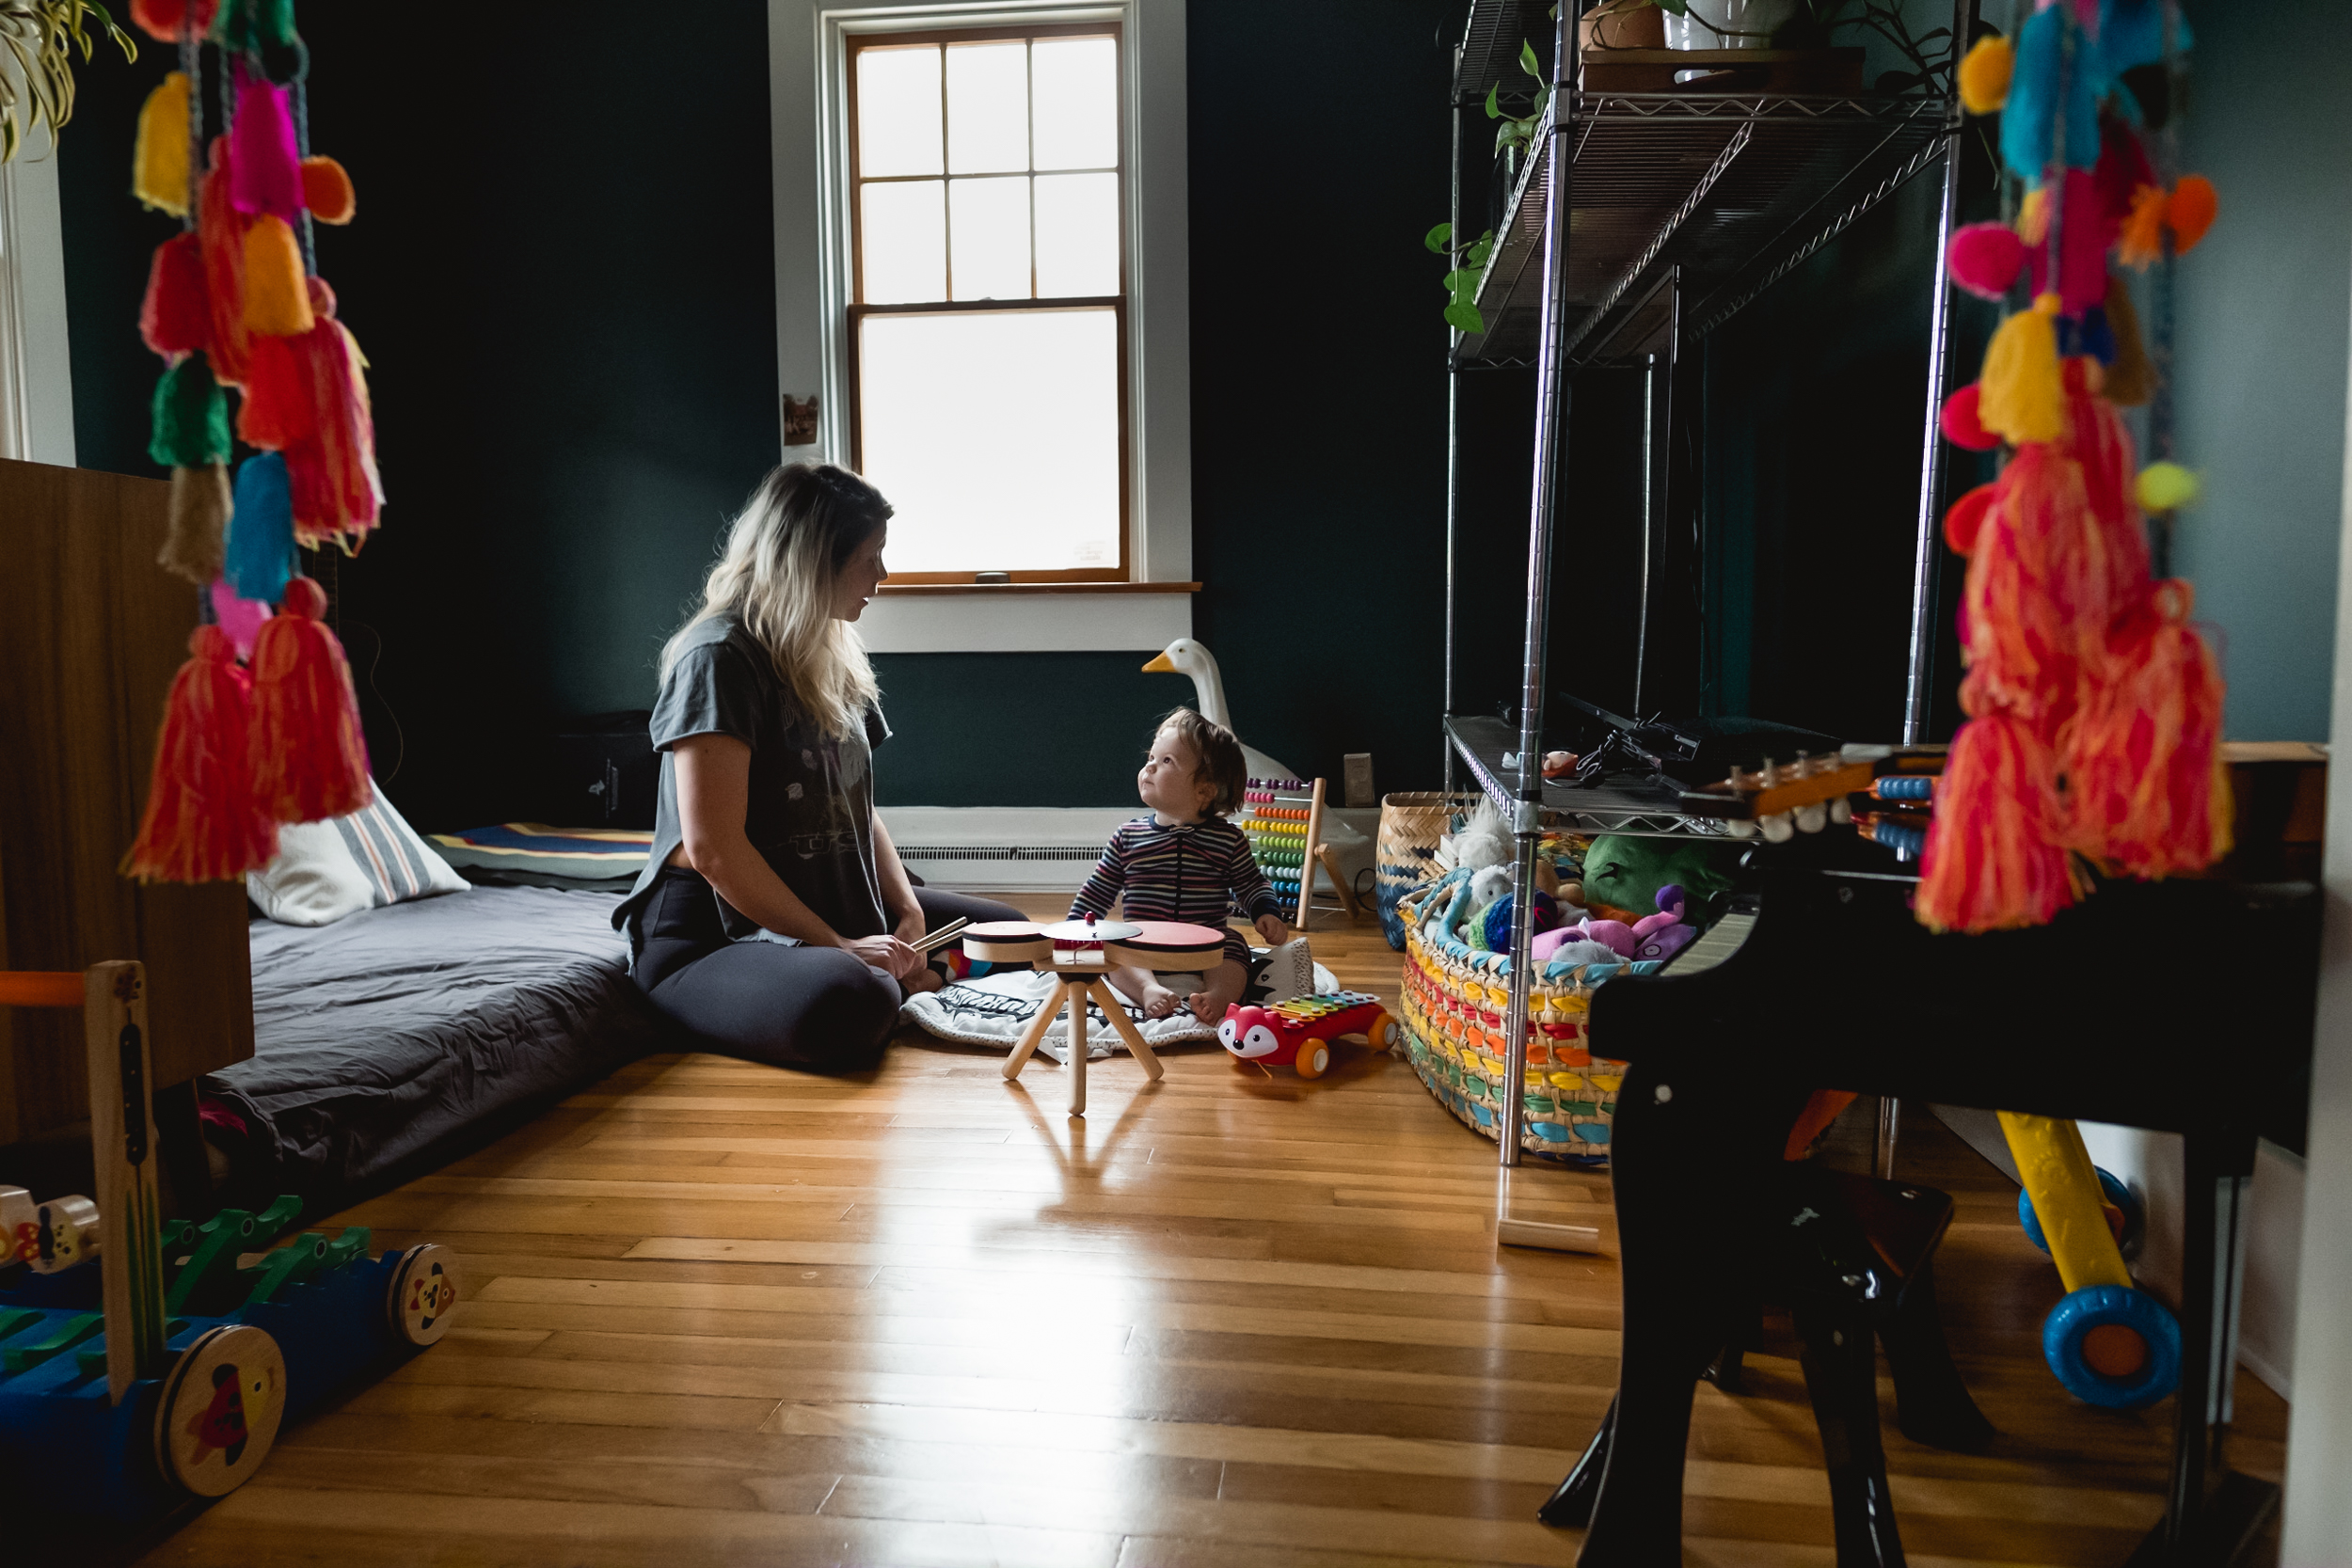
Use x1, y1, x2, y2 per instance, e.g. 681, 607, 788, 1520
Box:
1445, 300, 1485, 335
1518, 39, 1542, 84
0, 1, 135, 162
1425, 221, 1456, 255
1484, 82, 1501, 120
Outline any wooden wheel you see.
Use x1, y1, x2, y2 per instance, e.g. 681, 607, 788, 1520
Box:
1295, 1040, 1330, 1080
388, 1243, 462, 1347
154, 1323, 285, 1497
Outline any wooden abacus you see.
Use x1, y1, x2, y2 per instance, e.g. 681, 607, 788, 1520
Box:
1241, 776, 1361, 929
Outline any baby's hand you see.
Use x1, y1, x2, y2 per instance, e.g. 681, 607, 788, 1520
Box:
1254, 913, 1290, 946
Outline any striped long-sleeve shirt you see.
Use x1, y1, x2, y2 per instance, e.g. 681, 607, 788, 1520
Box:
1072, 815, 1282, 965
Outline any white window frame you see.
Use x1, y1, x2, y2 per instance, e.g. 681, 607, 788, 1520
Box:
0, 126, 79, 467
769, 0, 1192, 653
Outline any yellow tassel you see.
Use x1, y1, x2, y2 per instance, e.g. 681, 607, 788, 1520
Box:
1958, 35, 2013, 116
2104, 273, 2155, 406
241, 215, 315, 337
1977, 294, 2065, 447
2016, 186, 2049, 246
133, 72, 192, 218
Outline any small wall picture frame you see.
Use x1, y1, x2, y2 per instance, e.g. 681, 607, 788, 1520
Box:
783, 395, 820, 446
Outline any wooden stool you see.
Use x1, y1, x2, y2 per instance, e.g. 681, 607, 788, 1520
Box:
963, 919, 1228, 1117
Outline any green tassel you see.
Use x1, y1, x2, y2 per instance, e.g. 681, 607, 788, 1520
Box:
214, 0, 298, 52
149, 356, 231, 470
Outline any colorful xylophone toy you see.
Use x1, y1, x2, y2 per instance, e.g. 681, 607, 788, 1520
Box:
1, 963, 459, 1524
1218, 990, 1399, 1079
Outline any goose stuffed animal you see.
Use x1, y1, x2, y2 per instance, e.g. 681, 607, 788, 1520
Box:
1142, 638, 1300, 785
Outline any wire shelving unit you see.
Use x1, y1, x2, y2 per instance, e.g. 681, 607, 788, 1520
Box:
1438, 0, 1978, 1249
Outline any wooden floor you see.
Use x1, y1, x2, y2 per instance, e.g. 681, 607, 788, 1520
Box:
134, 897, 2286, 1567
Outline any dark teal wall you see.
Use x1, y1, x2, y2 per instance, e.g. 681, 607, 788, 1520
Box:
2169, 0, 2351, 743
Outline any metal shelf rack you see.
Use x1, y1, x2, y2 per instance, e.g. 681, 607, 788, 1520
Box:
1438, 0, 1977, 1248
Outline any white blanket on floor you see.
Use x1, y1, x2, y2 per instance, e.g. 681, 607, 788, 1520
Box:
898, 941, 1337, 1061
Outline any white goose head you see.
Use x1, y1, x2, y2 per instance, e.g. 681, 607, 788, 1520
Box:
1141, 638, 1231, 729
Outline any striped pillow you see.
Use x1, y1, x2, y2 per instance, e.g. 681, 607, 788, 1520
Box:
247, 789, 470, 927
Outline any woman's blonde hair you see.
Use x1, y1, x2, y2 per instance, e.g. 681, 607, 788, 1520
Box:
662, 463, 890, 738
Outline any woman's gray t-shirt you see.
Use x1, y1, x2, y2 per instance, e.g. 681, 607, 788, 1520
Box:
614, 615, 891, 942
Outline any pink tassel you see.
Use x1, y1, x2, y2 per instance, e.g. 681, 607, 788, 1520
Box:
230, 63, 304, 225
2026, 168, 2112, 314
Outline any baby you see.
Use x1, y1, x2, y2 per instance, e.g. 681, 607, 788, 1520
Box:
1072, 707, 1290, 1023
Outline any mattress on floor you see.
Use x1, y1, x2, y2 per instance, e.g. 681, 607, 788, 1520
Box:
211, 884, 676, 1195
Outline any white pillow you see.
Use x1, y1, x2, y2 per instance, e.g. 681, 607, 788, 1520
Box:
248, 789, 469, 927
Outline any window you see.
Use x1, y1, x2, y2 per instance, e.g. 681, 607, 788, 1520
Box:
848, 24, 1128, 581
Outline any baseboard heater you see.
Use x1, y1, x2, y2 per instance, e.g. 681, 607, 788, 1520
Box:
879, 807, 1129, 891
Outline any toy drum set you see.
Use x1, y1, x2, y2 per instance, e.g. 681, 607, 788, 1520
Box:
961, 916, 1228, 1115
1, 962, 459, 1523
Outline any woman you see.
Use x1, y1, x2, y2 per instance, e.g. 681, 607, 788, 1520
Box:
613, 463, 1024, 1071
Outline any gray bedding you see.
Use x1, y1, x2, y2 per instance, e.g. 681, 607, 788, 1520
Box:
211, 885, 676, 1194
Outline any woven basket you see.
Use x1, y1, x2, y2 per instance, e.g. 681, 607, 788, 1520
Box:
1375, 792, 1480, 949
1393, 865, 1629, 1167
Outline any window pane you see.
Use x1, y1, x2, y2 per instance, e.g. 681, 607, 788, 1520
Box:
1031, 37, 1118, 170
855, 45, 942, 179
948, 176, 1031, 301
1033, 173, 1119, 298
946, 40, 1028, 174
861, 181, 946, 304
859, 309, 1120, 573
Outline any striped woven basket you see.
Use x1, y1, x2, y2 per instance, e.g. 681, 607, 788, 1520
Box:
1393, 863, 1635, 1167
1375, 792, 1480, 950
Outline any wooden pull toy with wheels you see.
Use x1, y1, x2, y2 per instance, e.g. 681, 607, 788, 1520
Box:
0, 964, 462, 1523
964, 917, 1229, 1116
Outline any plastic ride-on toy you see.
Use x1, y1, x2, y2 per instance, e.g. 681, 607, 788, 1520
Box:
2001, 1111, 2177, 1409
1218, 991, 1399, 1078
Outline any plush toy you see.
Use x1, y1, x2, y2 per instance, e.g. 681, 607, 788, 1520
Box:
1437, 798, 1511, 874
1478, 890, 1559, 951
1579, 836, 1742, 926
1532, 935, 1627, 970
1629, 882, 1697, 963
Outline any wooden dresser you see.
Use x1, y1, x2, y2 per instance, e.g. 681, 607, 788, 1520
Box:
0, 458, 253, 1143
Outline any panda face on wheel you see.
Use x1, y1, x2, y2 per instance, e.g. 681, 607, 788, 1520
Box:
1218, 1006, 1283, 1059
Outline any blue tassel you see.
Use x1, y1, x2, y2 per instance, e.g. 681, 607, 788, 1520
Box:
2003, 5, 2103, 179
226, 452, 295, 605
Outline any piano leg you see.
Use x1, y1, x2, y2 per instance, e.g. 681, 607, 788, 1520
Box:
1879, 1258, 1995, 1454
1795, 1291, 1909, 1568
1579, 1055, 1809, 1566
1536, 1394, 1614, 1528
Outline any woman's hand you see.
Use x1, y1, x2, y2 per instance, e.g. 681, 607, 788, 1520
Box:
1254, 913, 1291, 947
893, 906, 927, 948
841, 933, 922, 979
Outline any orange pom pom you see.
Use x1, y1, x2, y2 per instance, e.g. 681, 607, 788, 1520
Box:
2167, 175, 2217, 253
1915, 710, 2075, 933
121, 625, 278, 883
248, 576, 373, 823
300, 156, 356, 224
1945, 483, 1998, 555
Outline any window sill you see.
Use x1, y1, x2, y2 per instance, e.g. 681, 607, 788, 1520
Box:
857, 582, 1193, 653
877, 580, 1200, 595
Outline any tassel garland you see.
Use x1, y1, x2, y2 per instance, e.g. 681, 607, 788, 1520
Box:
1915, 711, 2076, 933
236, 332, 315, 450
1956, 34, 2012, 115
150, 355, 230, 467
139, 233, 211, 357
2063, 582, 2232, 878
1938, 384, 2000, 451
121, 626, 279, 884
130, 0, 220, 41
283, 278, 385, 548
199, 136, 253, 384
209, 578, 273, 662
2101, 273, 2154, 406
241, 214, 315, 337
248, 577, 373, 824
132, 72, 193, 217
2116, 184, 2167, 269
2168, 176, 2217, 253
230, 64, 305, 224
225, 451, 295, 604
1948, 221, 2026, 301
158, 463, 232, 585
1977, 293, 2066, 446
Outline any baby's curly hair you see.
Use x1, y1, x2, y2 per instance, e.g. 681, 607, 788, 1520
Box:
1157, 706, 1248, 816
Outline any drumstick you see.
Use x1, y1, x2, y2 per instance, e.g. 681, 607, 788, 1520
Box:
913, 917, 970, 956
